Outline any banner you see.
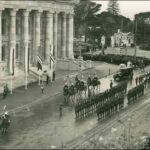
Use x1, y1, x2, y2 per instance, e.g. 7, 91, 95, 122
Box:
10, 48, 14, 75
37, 55, 43, 71
25, 46, 29, 72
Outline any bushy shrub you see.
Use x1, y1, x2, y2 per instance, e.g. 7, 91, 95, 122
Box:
82, 53, 150, 67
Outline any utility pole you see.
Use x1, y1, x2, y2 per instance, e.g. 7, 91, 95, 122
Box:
134, 19, 137, 58
121, 18, 124, 33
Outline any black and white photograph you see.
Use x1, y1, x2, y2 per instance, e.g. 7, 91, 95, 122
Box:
0, 0, 150, 149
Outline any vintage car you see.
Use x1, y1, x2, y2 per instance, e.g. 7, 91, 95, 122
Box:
113, 65, 134, 81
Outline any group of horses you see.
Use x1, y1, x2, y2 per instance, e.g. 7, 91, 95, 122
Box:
63, 75, 101, 105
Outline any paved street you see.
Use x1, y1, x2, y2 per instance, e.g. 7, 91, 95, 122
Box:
0, 61, 148, 149
0, 61, 119, 149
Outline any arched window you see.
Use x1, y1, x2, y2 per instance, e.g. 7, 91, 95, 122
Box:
2, 45, 6, 61
16, 44, 19, 59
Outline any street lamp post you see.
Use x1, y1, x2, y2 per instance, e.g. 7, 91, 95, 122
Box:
134, 19, 137, 58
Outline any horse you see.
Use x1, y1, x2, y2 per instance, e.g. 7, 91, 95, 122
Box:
0, 115, 10, 134
68, 84, 77, 105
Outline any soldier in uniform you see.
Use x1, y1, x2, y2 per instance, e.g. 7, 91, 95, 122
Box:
87, 75, 92, 88
135, 76, 138, 86
69, 83, 76, 105
92, 75, 98, 94
110, 80, 113, 89
63, 83, 69, 104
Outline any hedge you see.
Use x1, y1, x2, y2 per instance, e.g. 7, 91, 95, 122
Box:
82, 53, 150, 67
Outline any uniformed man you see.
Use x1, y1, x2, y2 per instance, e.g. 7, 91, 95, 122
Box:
135, 76, 138, 86
110, 80, 113, 89
69, 83, 76, 104
87, 75, 92, 87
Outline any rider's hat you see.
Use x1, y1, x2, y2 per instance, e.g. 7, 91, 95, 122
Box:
4, 111, 8, 116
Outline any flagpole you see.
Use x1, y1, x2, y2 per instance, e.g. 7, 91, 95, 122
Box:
25, 72, 28, 90
25, 46, 28, 90
10, 74, 12, 94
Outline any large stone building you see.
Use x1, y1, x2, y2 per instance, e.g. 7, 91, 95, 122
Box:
0, 0, 77, 77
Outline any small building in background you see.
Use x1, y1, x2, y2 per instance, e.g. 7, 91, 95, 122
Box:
112, 29, 134, 47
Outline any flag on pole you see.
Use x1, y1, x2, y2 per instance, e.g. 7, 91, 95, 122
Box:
25, 46, 29, 73
10, 48, 14, 75
37, 55, 43, 71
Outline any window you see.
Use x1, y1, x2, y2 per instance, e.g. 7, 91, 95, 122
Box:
16, 44, 19, 59
2, 19, 6, 35
129, 39, 131, 44
2, 45, 6, 61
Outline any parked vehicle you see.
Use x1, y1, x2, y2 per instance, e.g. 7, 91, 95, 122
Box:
113, 66, 133, 81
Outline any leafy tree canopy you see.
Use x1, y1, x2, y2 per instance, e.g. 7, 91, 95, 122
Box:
107, 0, 120, 15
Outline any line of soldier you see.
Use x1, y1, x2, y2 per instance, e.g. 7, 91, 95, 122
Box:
135, 71, 150, 88
97, 94, 124, 121
75, 81, 127, 120
127, 83, 144, 105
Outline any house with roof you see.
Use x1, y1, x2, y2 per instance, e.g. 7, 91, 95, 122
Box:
111, 29, 134, 47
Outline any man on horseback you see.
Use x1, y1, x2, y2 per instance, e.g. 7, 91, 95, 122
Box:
3, 84, 9, 99
63, 83, 69, 104
69, 83, 76, 105
0, 111, 10, 134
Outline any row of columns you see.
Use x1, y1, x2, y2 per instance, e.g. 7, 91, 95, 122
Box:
0, 8, 74, 65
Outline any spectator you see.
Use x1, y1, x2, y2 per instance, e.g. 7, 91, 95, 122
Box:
53, 71, 55, 81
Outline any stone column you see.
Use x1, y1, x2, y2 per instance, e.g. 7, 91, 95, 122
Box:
10, 9, 16, 71
67, 13, 74, 59
35, 10, 41, 63
53, 12, 58, 59
61, 12, 66, 59
46, 11, 53, 62
0, 9, 3, 62
23, 9, 30, 70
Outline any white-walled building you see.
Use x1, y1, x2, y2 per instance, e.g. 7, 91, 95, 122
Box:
112, 29, 134, 47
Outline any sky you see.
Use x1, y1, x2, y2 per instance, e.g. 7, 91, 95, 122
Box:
94, 1, 150, 20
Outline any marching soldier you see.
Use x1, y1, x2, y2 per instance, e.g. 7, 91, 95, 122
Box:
110, 80, 113, 89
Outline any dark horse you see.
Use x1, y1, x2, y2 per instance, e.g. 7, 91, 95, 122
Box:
0, 114, 10, 134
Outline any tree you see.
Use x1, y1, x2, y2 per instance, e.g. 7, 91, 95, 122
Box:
74, 0, 101, 39
134, 12, 150, 47
107, 0, 120, 15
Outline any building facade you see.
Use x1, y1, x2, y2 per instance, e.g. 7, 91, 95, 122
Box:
111, 29, 134, 47
0, 0, 76, 75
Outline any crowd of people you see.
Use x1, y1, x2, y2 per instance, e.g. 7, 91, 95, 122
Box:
127, 83, 144, 104
75, 82, 127, 120
97, 94, 124, 121
63, 74, 101, 105
135, 71, 150, 88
